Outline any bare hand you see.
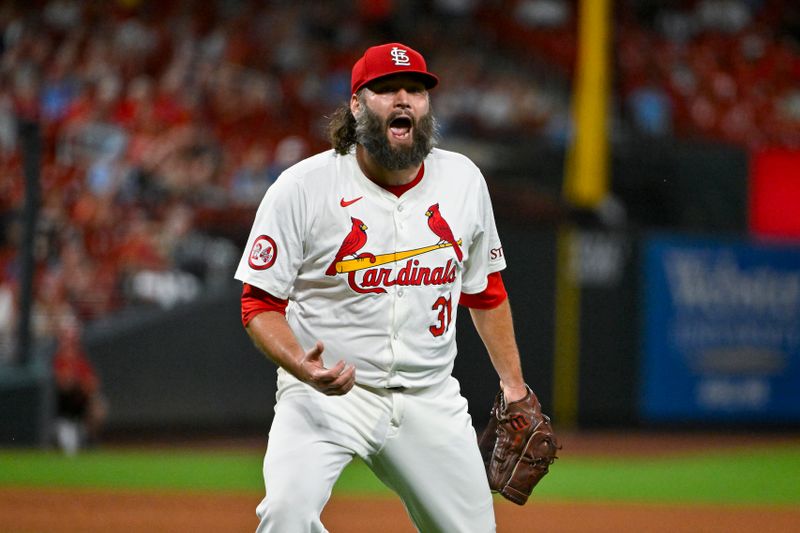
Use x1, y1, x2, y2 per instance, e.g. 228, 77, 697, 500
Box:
298, 341, 356, 395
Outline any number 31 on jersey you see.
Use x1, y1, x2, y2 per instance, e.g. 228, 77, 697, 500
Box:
429, 294, 453, 337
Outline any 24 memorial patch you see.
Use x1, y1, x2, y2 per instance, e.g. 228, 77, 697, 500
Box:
248, 235, 277, 270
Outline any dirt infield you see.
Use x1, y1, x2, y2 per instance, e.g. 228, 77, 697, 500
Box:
3, 487, 799, 533
3, 431, 799, 533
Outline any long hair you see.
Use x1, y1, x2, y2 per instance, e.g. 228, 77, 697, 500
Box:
328, 103, 357, 155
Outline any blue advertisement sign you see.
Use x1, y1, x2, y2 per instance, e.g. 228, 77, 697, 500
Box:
641, 234, 800, 421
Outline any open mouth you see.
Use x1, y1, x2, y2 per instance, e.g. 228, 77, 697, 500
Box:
389, 116, 413, 140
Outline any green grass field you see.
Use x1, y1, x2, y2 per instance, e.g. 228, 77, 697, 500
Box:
2, 445, 799, 505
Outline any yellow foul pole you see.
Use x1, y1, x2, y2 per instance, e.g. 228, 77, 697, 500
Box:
564, 0, 612, 207
553, 0, 612, 428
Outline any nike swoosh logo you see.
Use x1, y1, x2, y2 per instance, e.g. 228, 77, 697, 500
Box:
340, 196, 363, 207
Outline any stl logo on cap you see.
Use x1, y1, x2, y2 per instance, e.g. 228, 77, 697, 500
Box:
390, 47, 411, 66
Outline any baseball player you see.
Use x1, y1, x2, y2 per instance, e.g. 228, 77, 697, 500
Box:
236, 42, 529, 533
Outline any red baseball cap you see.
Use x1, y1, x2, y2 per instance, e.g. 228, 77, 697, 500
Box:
351, 42, 439, 95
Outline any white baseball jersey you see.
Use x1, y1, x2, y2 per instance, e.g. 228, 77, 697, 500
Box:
235, 147, 506, 389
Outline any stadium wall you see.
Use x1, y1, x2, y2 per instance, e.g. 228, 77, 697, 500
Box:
0, 140, 767, 443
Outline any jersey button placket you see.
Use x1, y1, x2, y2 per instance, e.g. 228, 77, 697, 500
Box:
387, 215, 402, 381
389, 201, 410, 382
392, 206, 405, 305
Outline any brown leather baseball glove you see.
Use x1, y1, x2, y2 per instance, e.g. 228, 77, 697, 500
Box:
478, 386, 560, 505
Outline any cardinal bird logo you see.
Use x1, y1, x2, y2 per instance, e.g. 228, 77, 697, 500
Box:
326, 217, 369, 276
425, 203, 463, 262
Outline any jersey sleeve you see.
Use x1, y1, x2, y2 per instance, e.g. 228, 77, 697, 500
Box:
460, 174, 506, 294
234, 173, 307, 299
459, 271, 508, 309
241, 283, 289, 326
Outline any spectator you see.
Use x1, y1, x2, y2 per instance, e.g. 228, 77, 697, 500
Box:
627, 80, 673, 136
229, 143, 273, 207
51, 324, 107, 455
267, 134, 308, 183
0, 276, 15, 364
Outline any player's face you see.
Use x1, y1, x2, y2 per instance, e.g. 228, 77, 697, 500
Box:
352, 75, 438, 170
359, 75, 429, 146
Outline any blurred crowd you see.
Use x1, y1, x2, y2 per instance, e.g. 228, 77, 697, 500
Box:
0, 0, 798, 365
487, 0, 800, 147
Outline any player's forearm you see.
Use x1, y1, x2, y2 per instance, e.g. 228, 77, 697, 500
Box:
245, 311, 306, 378
246, 309, 355, 395
469, 299, 527, 396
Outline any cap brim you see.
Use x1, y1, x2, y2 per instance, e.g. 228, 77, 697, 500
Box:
355, 71, 439, 94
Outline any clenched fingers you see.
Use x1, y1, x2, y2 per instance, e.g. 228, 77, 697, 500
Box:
310, 360, 356, 395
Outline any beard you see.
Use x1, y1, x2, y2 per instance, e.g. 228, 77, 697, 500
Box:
354, 99, 438, 171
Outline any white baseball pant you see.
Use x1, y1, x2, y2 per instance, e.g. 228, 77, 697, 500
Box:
255, 370, 496, 533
